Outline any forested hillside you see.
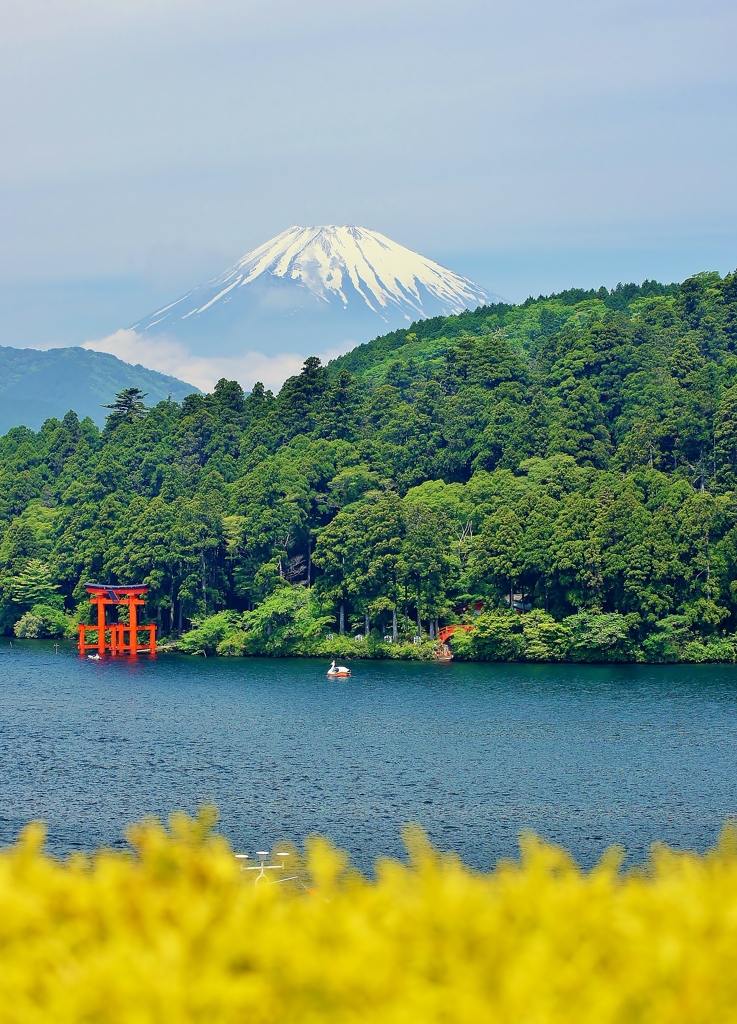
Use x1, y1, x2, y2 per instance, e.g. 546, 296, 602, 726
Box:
3, 268, 737, 662
0, 345, 198, 434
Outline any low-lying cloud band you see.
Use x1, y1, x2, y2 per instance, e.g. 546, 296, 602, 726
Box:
82, 330, 353, 393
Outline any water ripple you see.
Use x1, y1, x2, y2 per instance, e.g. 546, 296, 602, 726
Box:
0, 642, 735, 871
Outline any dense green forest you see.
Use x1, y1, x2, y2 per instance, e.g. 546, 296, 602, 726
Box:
3, 268, 737, 662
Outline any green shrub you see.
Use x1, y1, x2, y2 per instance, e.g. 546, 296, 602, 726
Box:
178, 612, 239, 655
640, 615, 691, 663
176, 597, 737, 665
522, 611, 570, 661
177, 590, 441, 661
469, 612, 524, 661
216, 630, 248, 656
13, 604, 75, 639
447, 629, 474, 660
682, 637, 737, 663
566, 612, 637, 663
313, 634, 366, 660
240, 585, 334, 657
14, 612, 43, 638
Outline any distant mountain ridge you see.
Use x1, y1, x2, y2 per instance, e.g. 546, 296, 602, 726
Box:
129, 226, 492, 357
0, 346, 198, 434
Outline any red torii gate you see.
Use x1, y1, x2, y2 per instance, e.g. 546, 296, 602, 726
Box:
78, 584, 157, 657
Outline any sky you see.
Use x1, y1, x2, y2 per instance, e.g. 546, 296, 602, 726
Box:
0, 0, 735, 387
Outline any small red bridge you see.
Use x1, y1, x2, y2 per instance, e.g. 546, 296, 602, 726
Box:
78, 584, 156, 657
437, 624, 474, 645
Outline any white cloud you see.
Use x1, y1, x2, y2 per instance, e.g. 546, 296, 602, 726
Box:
82, 330, 352, 394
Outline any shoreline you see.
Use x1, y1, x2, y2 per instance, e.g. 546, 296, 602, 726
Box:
14, 634, 736, 666
156, 640, 737, 666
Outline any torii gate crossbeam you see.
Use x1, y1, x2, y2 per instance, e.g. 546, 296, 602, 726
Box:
78, 584, 156, 657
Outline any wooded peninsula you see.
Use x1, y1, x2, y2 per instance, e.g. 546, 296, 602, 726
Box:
4, 269, 737, 663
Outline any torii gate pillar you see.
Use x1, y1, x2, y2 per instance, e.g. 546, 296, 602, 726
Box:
78, 584, 156, 657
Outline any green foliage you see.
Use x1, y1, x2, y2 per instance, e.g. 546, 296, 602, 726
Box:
682, 636, 737, 663
13, 612, 45, 638
239, 584, 333, 656
467, 611, 525, 661
103, 388, 150, 428
177, 612, 238, 656
565, 612, 638, 663
521, 611, 570, 661
176, 587, 441, 660
216, 630, 248, 657
453, 608, 639, 664
8, 559, 61, 609
640, 616, 691, 663
3, 271, 737, 661
14, 603, 75, 639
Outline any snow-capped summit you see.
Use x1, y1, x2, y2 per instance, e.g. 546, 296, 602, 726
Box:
85, 226, 494, 391
130, 226, 491, 358
231, 225, 487, 315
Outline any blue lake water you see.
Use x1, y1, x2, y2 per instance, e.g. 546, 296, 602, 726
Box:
0, 641, 736, 872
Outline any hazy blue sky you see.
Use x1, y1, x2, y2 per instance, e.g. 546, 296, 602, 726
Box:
1, 0, 735, 352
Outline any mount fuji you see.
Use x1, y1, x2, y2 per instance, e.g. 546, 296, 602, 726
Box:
86, 226, 492, 391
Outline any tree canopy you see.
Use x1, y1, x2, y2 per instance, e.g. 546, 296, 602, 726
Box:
103, 388, 150, 428
2, 269, 737, 661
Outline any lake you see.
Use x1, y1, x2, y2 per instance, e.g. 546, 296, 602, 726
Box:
0, 641, 736, 872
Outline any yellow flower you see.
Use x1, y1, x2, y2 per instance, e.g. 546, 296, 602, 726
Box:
0, 808, 735, 1022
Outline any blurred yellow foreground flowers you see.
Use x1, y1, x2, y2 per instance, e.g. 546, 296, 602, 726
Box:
1, 808, 736, 1023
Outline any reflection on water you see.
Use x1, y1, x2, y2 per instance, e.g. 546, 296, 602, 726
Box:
0, 641, 736, 871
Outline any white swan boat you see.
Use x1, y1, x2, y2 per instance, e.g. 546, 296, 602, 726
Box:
326, 660, 351, 678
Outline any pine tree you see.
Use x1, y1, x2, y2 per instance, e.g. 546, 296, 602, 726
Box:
103, 388, 150, 427
10, 560, 60, 608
